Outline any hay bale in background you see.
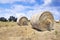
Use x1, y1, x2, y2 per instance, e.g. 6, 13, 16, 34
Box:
17, 16, 28, 26
30, 11, 54, 31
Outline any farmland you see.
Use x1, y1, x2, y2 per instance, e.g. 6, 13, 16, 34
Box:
0, 21, 60, 40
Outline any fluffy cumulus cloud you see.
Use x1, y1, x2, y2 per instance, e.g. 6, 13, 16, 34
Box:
0, 0, 60, 20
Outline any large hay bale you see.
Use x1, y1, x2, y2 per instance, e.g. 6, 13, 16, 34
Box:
30, 11, 54, 31
17, 16, 28, 26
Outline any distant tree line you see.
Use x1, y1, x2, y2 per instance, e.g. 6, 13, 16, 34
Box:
0, 16, 17, 22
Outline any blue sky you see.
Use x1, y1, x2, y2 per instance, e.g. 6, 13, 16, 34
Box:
0, 0, 60, 20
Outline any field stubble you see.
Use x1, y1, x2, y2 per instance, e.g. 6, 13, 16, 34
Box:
0, 22, 60, 40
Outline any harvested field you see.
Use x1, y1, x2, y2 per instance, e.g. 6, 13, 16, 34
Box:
0, 22, 60, 40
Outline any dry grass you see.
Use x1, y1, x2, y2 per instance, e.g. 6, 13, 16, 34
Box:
0, 21, 18, 27
54, 22, 60, 40
0, 22, 60, 40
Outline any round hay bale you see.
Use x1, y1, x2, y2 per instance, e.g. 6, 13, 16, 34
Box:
30, 11, 54, 31
17, 16, 28, 26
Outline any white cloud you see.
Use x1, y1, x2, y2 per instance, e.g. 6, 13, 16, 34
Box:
0, 5, 30, 18
15, 13, 26, 17
44, 0, 52, 5
25, 7, 60, 20
0, 0, 60, 20
0, 8, 15, 19
12, 5, 26, 12
19, 0, 36, 4
11, 5, 33, 12
0, 4, 60, 20
13, 6, 60, 20
0, 0, 36, 3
